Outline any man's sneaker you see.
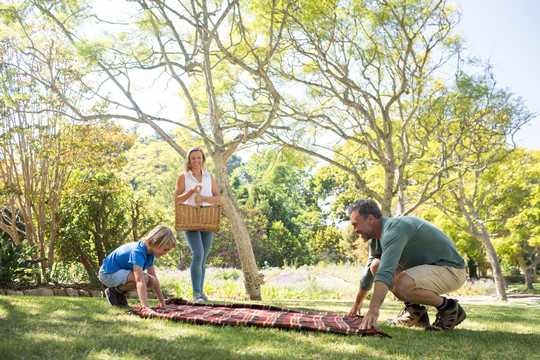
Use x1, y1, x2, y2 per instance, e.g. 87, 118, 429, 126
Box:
193, 292, 205, 303
104, 288, 117, 306
386, 304, 430, 327
426, 299, 466, 332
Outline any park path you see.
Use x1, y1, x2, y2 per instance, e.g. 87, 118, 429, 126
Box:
455, 291, 540, 305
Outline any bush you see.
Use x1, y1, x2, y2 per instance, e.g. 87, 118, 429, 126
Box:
0, 237, 43, 288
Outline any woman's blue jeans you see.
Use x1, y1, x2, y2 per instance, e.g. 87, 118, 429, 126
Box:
184, 231, 214, 294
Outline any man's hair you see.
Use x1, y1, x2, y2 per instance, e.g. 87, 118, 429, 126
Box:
142, 225, 177, 249
347, 199, 383, 219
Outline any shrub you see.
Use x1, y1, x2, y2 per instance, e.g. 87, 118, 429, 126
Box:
0, 237, 43, 288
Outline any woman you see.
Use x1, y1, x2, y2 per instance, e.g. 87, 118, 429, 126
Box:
174, 146, 221, 302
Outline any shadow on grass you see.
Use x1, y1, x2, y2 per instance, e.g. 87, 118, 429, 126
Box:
0, 296, 538, 360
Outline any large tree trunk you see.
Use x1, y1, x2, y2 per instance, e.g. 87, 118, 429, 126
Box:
519, 248, 540, 290
478, 233, 507, 301
213, 156, 262, 300
520, 263, 534, 290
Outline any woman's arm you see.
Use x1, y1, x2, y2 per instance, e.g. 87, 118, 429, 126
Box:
174, 173, 200, 205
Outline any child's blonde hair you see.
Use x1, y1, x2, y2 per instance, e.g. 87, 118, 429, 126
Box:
142, 225, 177, 249
184, 146, 206, 172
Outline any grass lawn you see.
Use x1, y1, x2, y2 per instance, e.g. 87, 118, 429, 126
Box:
507, 283, 540, 295
0, 295, 538, 360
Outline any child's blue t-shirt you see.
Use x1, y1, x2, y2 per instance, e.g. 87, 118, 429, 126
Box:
102, 242, 154, 274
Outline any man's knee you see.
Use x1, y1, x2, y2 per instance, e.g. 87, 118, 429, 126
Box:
390, 272, 415, 299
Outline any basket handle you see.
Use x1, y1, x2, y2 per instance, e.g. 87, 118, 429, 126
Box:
195, 187, 202, 206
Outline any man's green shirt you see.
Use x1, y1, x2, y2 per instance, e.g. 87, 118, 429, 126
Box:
360, 217, 466, 290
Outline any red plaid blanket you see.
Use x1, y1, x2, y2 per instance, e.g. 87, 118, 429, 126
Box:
126, 298, 390, 338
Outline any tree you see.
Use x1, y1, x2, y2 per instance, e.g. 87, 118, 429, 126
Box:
0, 27, 134, 275
489, 149, 540, 289
56, 172, 164, 284
119, 136, 184, 210
309, 225, 346, 264
266, 0, 468, 216
12, 0, 297, 299
429, 71, 532, 301
258, 221, 306, 267
233, 148, 321, 264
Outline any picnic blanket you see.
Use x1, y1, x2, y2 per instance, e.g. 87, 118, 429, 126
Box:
126, 297, 391, 338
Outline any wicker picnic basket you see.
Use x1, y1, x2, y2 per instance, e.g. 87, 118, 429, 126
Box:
174, 203, 223, 232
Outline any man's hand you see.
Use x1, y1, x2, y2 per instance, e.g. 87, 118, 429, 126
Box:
359, 281, 388, 330
349, 288, 370, 317
360, 308, 380, 330
348, 301, 363, 316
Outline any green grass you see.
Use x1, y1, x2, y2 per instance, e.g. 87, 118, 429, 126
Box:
506, 283, 540, 294
1, 295, 538, 360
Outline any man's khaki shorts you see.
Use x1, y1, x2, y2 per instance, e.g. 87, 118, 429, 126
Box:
404, 265, 467, 295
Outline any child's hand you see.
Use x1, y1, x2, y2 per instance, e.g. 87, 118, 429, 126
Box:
139, 306, 157, 314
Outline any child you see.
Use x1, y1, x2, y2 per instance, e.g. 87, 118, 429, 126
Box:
98, 225, 177, 309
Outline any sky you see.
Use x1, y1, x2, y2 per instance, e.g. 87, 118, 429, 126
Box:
455, 0, 540, 150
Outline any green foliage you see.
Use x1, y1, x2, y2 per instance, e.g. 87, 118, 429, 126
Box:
56, 171, 165, 284
311, 164, 362, 221
257, 221, 308, 267
0, 235, 43, 288
119, 136, 183, 211
487, 149, 540, 280
309, 225, 347, 264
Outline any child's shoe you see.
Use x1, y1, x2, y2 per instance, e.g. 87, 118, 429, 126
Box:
114, 287, 129, 307
104, 288, 117, 306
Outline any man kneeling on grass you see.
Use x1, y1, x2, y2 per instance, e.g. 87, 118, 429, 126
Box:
98, 225, 177, 309
347, 199, 467, 332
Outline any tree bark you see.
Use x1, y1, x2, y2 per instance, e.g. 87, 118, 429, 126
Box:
213, 156, 262, 300
520, 263, 534, 290
479, 233, 507, 301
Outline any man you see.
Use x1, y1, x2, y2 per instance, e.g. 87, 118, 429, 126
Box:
347, 199, 467, 332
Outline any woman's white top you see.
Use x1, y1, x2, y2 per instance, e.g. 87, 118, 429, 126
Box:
184, 170, 213, 206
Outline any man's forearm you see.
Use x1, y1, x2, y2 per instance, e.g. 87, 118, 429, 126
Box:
368, 281, 389, 312
356, 288, 370, 304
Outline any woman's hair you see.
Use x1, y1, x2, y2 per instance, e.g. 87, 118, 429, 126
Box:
184, 146, 206, 172
141, 225, 177, 249
347, 199, 383, 219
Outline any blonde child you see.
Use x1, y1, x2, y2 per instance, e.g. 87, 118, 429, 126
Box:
98, 225, 177, 309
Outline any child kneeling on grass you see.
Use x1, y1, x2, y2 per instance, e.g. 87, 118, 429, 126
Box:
98, 225, 177, 309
